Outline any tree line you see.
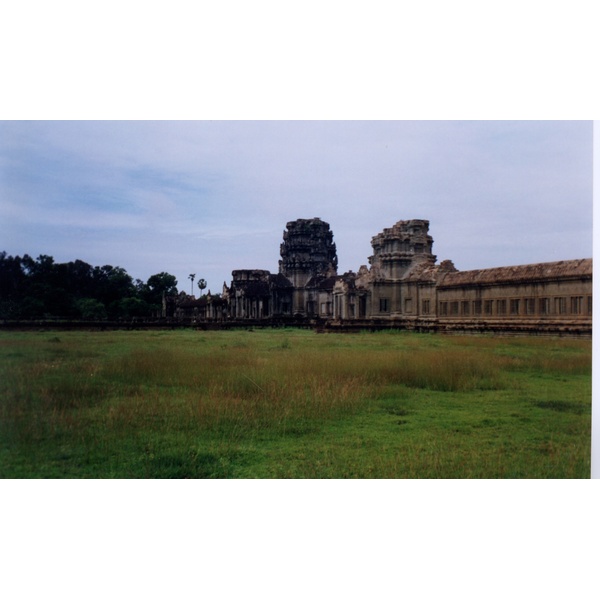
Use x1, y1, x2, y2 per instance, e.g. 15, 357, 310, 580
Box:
0, 252, 179, 320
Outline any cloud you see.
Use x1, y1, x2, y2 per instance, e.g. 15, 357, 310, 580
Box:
0, 120, 592, 292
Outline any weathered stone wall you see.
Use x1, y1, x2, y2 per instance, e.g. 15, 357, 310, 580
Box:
434, 262, 592, 323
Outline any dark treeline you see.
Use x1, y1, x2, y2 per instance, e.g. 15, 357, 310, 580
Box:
0, 252, 178, 319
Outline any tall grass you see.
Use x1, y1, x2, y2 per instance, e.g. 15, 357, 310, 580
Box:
98, 343, 508, 427
3, 334, 588, 434
0, 330, 592, 477
100, 346, 369, 432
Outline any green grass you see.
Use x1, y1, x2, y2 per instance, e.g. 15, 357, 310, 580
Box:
0, 329, 592, 478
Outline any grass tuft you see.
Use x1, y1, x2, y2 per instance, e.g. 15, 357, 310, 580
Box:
534, 400, 589, 414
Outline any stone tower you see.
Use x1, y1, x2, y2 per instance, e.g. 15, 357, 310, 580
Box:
279, 218, 338, 288
369, 219, 436, 279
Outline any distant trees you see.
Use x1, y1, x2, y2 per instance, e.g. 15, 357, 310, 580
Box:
0, 251, 179, 319
142, 272, 179, 314
74, 298, 107, 320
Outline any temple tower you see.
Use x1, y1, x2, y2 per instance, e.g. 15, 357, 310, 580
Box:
279, 218, 338, 287
369, 219, 436, 280
279, 218, 338, 315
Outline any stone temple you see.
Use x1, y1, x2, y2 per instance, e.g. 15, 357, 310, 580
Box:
170, 218, 592, 336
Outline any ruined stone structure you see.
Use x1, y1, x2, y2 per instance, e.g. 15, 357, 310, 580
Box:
227, 218, 338, 321
169, 289, 227, 321
175, 218, 593, 336
278, 218, 338, 317
228, 269, 293, 320
337, 219, 592, 335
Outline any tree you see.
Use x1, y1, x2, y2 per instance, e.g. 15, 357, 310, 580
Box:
143, 272, 178, 310
0, 253, 26, 318
65, 259, 95, 297
93, 265, 135, 302
75, 298, 107, 320
22, 254, 71, 317
197, 278, 207, 295
116, 297, 152, 318
189, 273, 195, 295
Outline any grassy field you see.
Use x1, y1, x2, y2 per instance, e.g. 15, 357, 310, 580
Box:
0, 328, 592, 478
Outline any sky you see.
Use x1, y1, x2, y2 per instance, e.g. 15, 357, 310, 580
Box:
0, 120, 592, 296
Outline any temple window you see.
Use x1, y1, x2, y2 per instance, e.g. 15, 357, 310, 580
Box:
510, 299, 520, 315
570, 296, 583, 314
525, 298, 536, 315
